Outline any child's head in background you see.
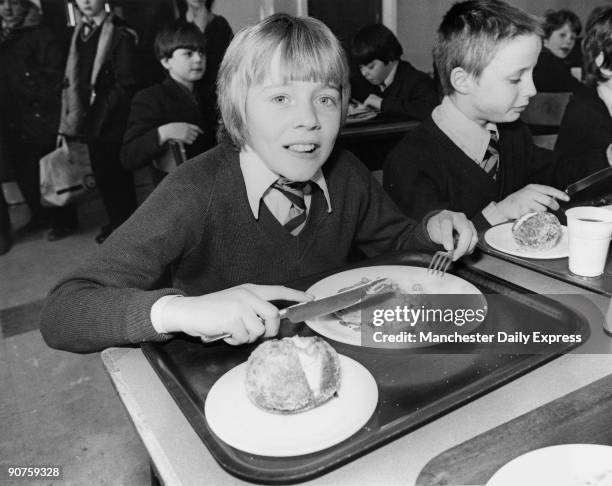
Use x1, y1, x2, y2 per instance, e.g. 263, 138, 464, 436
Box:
155, 21, 206, 89
543, 9, 582, 60
75, 0, 106, 19
351, 24, 402, 87
217, 13, 349, 182
434, 0, 543, 125
582, 7, 612, 88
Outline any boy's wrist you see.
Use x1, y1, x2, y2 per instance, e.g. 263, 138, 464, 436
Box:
150, 294, 184, 334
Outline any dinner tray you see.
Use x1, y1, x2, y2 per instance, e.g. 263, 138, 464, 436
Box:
141, 251, 589, 484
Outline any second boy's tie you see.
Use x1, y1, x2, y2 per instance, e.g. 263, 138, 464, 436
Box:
481, 130, 499, 179
272, 178, 311, 235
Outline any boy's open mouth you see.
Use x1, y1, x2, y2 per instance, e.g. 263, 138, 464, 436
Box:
285, 144, 318, 153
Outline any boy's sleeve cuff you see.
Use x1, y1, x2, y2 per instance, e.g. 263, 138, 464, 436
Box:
481, 202, 509, 227
150, 294, 184, 334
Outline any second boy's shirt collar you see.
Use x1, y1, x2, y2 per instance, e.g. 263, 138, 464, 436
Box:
382, 61, 399, 92
239, 146, 332, 220
432, 96, 499, 164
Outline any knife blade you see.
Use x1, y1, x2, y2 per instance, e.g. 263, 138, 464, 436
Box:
279, 277, 391, 324
200, 277, 392, 343
565, 166, 612, 196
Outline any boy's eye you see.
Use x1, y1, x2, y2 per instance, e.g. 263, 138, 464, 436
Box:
318, 95, 338, 107
509, 78, 521, 84
271, 95, 289, 104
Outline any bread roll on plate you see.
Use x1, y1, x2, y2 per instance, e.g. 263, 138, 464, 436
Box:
511, 211, 562, 250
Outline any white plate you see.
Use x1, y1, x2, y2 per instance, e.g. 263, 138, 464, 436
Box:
204, 355, 377, 457
487, 444, 612, 486
484, 222, 569, 259
304, 265, 486, 347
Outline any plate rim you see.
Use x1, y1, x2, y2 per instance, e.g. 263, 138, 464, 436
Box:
484, 222, 569, 260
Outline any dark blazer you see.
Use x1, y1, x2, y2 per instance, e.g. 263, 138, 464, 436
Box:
556, 86, 612, 157
375, 60, 439, 121
533, 47, 582, 93
121, 76, 217, 171
383, 116, 609, 230
80, 15, 139, 142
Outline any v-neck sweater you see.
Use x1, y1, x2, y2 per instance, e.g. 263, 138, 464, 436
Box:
383, 116, 609, 230
41, 143, 436, 353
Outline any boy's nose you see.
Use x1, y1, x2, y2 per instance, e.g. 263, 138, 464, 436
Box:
293, 101, 320, 129
523, 74, 537, 99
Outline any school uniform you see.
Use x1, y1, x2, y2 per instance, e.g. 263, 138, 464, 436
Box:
383, 96, 610, 230
59, 13, 139, 234
121, 76, 217, 183
41, 143, 438, 353
367, 60, 439, 121
556, 86, 612, 157
533, 47, 582, 93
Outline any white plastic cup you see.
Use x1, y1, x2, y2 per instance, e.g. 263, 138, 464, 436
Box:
565, 207, 612, 278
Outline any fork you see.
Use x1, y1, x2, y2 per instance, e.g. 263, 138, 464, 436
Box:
428, 249, 454, 277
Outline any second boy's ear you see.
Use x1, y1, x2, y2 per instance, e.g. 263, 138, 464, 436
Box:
449, 66, 473, 94
160, 58, 171, 70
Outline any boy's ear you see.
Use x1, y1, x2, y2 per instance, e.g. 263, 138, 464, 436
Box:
160, 57, 171, 70
449, 67, 473, 95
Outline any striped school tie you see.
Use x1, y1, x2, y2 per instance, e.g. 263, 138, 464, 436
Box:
481, 130, 500, 179
272, 178, 312, 235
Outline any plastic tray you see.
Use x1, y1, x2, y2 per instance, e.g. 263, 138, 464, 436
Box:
141, 251, 589, 484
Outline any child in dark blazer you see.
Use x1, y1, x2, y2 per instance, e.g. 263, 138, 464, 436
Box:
59, 0, 139, 243
351, 24, 438, 121
121, 21, 217, 186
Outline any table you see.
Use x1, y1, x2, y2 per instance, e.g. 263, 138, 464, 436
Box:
102, 253, 612, 486
337, 119, 420, 171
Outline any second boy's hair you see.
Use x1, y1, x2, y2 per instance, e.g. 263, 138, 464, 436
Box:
217, 13, 350, 148
154, 20, 206, 61
351, 24, 403, 65
582, 6, 612, 87
543, 9, 582, 39
434, 0, 543, 96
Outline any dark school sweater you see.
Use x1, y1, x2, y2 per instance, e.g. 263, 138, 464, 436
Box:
41, 144, 438, 353
383, 116, 609, 230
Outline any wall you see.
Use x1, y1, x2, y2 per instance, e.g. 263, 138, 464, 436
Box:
397, 0, 612, 73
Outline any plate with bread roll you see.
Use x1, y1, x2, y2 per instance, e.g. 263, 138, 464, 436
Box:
484, 212, 568, 259
204, 336, 378, 456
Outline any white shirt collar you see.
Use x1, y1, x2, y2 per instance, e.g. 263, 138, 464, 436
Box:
239, 146, 332, 219
382, 61, 399, 91
84, 11, 107, 27
432, 96, 498, 164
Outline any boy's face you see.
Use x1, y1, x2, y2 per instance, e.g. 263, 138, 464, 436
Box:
244, 65, 342, 182
544, 23, 577, 59
465, 34, 540, 125
161, 48, 206, 86
359, 59, 394, 86
75, 0, 105, 18
0, 0, 28, 25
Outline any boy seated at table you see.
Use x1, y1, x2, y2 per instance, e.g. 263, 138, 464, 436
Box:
121, 21, 217, 186
40, 13, 477, 354
383, 0, 612, 230
351, 23, 438, 121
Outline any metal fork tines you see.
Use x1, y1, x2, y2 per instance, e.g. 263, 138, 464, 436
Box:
428, 250, 453, 277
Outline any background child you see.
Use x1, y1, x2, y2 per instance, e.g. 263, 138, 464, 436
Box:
41, 13, 476, 354
350, 23, 438, 121
58, 0, 139, 244
121, 20, 217, 186
555, 7, 612, 171
384, 0, 612, 230
533, 9, 583, 93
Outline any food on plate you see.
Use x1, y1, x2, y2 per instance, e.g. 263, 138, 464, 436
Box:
334, 278, 427, 330
511, 211, 562, 250
245, 336, 341, 414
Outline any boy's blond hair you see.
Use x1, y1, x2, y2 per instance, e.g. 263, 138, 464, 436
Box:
434, 0, 543, 96
217, 13, 350, 148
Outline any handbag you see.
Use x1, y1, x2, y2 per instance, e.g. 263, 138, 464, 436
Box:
40, 136, 96, 206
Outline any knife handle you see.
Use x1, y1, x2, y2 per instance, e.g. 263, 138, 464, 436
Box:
200, 308, 290, 343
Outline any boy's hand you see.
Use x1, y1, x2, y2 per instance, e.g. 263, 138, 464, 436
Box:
158, 122, 203, 145
426, 210, 478, 260
363, 94, 383, 111
496, 184, 569, 220
161, 284, 313, 345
